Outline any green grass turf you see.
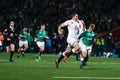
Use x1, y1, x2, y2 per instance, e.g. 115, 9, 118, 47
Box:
0, 52, 120, 80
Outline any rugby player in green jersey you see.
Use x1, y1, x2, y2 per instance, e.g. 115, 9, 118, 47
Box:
35, 24, 49, 61
78, 24, 96, 68
17, 26, 28, 57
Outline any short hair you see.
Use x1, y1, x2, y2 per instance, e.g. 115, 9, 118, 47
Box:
71, 12, 78, 17
41, 24, 45, 26
89, 24, 95, 28
10, 21, 14, 24
23, 26, 28, 28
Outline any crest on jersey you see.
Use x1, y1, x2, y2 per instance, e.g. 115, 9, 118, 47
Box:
71, 21, 73, 24
10, 33, 14, 37
74, 25, 79, 30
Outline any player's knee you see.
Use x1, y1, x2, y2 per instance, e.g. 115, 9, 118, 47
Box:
74, 46, 80, 53
6, 50, 10, 53
11, 48, 15, 52
26, 46, 28, 50
74, 51, 79, 54
82, 52, 87, 57
74, 43, 80, 49
40, 48, 44, 52
65, 49, 71, 53
88, 52, 91, 56
73, 42, 79, 47
24, 45, 28, 50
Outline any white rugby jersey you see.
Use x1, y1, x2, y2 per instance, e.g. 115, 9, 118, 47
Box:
64, 19, 83, 39
78, 26, 86, 38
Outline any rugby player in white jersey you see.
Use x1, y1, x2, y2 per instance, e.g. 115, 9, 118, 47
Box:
63, 20, 86, 61
55, 12, 84, 68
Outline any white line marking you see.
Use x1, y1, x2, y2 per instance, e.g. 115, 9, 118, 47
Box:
71, 62, 120, 64
53, 77, 120, 79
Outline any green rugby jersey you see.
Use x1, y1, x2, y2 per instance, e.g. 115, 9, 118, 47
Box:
36, 30, 47, 42
19, 29, 28, 41
79, 30, 96, 46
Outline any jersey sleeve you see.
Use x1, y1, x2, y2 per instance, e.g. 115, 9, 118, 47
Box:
79, 20, 83, 29
45, 31, 48, 36
94, 33, 96, 38
91, 33, 96, 44
64, 20, 70, 26
3, 28, 9, 39
14, 28, 18, 39
78, 31, 87, 39
19, 30, 23, 35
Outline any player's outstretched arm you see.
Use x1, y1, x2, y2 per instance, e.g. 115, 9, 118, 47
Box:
58, 23, 66, 35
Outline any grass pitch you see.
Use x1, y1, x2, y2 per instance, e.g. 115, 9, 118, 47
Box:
0, 52, 120, 80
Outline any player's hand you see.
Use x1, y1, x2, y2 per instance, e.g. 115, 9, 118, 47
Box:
23, 36, 26, 38
34, 38, 38, 42
58, 29, 65, 35
58, 30, 63, 35
45, 36, 49, 39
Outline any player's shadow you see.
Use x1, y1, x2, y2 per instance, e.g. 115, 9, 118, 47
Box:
82, 64, 112, 70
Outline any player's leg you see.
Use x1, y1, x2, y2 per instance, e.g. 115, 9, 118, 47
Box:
80, 50, 87, 68
84, 47, 92, 65
71, 41, 80, 54
22, 41, 28, 57
17, 40, 23, 57
75, 43, 81, 61
0, 46, 2, 53
74, 48, 81, 61
63, 38, 75, 58
77, 39, 83, 61
36, 46, 44, 61
79, 42, 87, 68
0, 42, 3, 53
80, 46, 92, 68
9, 43, 15, 62
6, 45, 10, 53
55, 46, 71, 68
63, 45, 73, 58
64, 41, 80, 62
36, 42, 44, 61
84, 50, 89, 64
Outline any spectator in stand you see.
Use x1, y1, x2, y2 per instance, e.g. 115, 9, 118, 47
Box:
52, 32, 58, 53
26, 32, 33, 53
56, 29, 66, 55
105, 32, 115, 57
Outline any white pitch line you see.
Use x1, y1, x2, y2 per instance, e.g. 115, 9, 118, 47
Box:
71, 62, 120, 64
53, 77, 120, 80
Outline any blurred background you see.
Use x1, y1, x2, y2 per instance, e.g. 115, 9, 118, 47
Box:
0, 0, 120, 57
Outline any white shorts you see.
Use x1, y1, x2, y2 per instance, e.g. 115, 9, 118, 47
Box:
67, 37, 78, 46
19, 40, 28, 47
78, 38, 83, 47
37, 41, 45, 47
0, 41, 2, 46
80, 41, 92, 53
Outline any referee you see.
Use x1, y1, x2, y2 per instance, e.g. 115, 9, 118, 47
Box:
3, 21, 18, 62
